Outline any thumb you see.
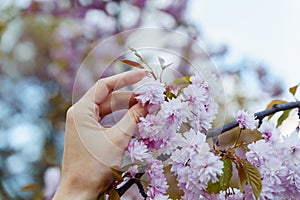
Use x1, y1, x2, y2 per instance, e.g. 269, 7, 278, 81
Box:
108, 103, 147, 149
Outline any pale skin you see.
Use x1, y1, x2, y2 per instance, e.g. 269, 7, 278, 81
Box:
53, 70, 149, 200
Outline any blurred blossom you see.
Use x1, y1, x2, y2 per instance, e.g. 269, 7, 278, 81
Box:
44, 167, 61, 200
5, 154, 29, 174
84, 9, 117, 37
13, 41, 36, 62
7, 123, 45, 153
119, 3, 141, 28
0, 18, 24, 53
0, 0, 32, 10
78, 0, 93, 7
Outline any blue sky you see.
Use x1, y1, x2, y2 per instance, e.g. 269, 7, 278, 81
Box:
188, 0, 300, 87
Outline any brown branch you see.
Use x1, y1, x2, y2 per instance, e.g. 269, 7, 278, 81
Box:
206, 101, 300, 138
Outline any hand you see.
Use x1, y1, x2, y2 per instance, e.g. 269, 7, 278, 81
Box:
53, 70, 148, 200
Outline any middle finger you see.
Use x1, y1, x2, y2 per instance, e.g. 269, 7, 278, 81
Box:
98, 91, 137, 119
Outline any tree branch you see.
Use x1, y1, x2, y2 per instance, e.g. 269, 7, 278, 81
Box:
206, 101, 300, 138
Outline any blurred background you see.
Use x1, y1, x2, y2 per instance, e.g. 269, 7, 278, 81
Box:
0, 0, 298, 199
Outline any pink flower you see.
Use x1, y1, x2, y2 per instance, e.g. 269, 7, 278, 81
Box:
170, 128, 223, 198
258, 121, 280, 143
146, 158, 169, 199
190, 72, 207, 88
138, 114, 165, 139
235, 110, 258, 130
160, 98, 183, 127
281, 131, 300, 165
127, 165, 138, 178
182, 129, 209, 156
125, 139, 150, 163
190, 152, 224, 187
147, 193, 170, 200
246, 140, 273, 166
135, 81, 165, 106
183, 84, 208, 104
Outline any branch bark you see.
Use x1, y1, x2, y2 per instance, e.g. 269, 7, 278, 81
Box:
206, 101, 300, 138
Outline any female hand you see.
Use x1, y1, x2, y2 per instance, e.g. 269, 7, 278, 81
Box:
53, 70, 148, 200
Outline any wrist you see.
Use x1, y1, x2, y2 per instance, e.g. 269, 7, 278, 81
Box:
52, 168, 114, 200
52, 179, 100, 200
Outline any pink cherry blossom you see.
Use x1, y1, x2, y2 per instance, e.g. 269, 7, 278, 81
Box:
135, 81, 165, 106
125, 139, 150, 163
235, 110, 258, 130
146, 158, 169, 199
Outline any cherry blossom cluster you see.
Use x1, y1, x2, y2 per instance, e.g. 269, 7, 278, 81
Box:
170, 129, 223, 199
245, 121, 300, 199
124, 71, 223, 199
121, 67, 300, 199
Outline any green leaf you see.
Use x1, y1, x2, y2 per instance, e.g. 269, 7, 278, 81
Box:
277, 109, 291, 127
110, 167, 123, 181
237, 163, 247, 192
242, 160, 262, 200
173, 75, 191, 84
206, 180, 221, 194
119, 59, 144, 69
219, 158, 233, 190
206, 158, 232, 194
265, 100, 287, 119
108, 189, 120, 200
289, 84, 299, 96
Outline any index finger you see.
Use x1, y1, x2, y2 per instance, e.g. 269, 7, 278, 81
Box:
91, 69, 148, 104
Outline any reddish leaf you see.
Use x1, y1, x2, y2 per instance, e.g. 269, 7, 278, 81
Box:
237, 163, 247, 192
119, 59, 144, 69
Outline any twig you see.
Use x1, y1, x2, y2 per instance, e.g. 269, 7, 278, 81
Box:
206, 101, 300, 138
135, 180, 147, 199
116, 173, 144, 197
